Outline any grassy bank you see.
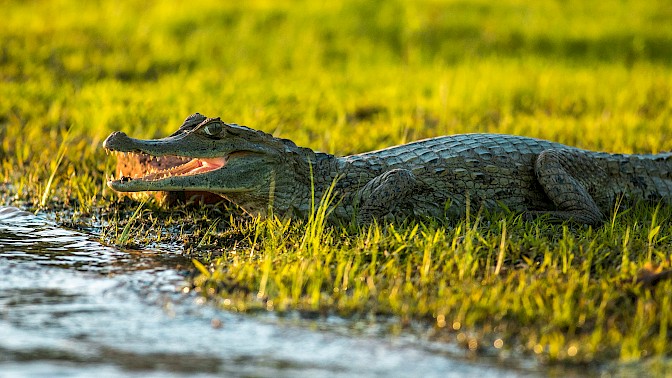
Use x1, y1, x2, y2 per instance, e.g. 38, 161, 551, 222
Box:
2, 0, 672, 369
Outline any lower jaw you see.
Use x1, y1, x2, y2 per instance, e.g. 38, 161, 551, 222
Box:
109, 179, 225, 205
113, 189, 224, 206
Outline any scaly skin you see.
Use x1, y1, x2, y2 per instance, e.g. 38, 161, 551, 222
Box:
103, 113, 672, 225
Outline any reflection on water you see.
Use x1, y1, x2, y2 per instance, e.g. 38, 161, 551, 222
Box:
0, 206, 532, 377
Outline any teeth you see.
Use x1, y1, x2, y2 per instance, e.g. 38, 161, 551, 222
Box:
106, 151, 225, 183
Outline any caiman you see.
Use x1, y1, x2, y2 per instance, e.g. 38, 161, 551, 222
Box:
103, 113, 672, 225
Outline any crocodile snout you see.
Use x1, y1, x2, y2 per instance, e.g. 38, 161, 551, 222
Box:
103, 131, 130, 150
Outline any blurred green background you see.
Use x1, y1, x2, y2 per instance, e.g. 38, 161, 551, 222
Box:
1, 0, 671, 203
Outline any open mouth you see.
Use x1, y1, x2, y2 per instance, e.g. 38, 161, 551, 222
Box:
106, 150, 227, 184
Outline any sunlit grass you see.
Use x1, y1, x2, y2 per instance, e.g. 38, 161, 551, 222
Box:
1, 0, 672, 370
188, 204, 672, 363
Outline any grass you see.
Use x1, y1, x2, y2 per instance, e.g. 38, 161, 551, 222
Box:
2, 0, 672, 371
226, 213, 661, 359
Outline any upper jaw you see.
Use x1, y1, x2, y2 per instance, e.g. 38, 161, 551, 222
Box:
103, 130, 198, 157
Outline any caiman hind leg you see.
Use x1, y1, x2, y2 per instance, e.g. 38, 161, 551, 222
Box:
356, 168, 426, 224
531, 149, 609, 226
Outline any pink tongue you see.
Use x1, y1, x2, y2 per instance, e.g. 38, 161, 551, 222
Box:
187, 158, 226, 175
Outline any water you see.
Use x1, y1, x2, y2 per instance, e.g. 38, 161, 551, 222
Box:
0, 206, 536, 377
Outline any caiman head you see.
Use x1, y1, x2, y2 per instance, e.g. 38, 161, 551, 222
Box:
103, 113, 319, 217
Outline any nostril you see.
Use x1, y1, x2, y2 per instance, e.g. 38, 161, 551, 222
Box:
103, 131, 129, 149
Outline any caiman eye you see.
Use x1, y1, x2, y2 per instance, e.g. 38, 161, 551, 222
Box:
203, 121, 223, 137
